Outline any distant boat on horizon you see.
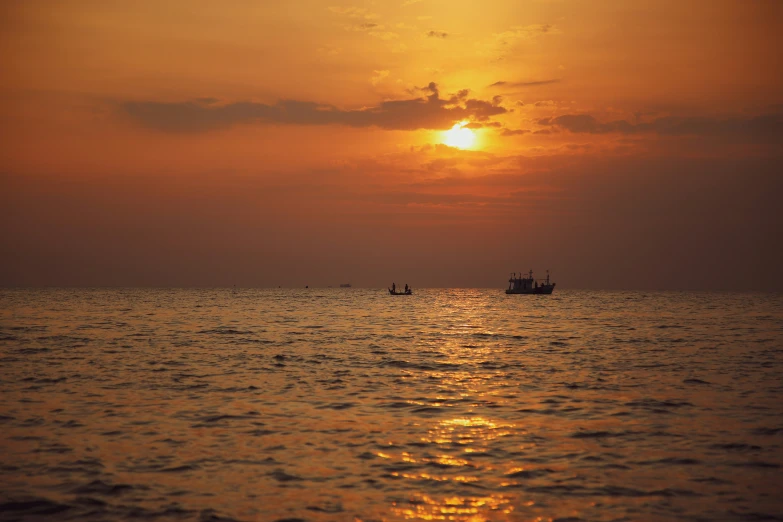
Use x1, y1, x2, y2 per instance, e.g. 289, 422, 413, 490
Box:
506, 270, 555, 295
340, 283, 352, 288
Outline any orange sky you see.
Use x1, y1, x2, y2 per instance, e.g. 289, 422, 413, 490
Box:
1, 0, 782, 289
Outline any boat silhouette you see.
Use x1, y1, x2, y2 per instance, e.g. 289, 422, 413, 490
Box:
506, 270, 555, 294
389, 288, 413, 295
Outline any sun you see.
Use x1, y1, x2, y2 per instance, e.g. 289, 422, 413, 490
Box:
443, 121, 475, 149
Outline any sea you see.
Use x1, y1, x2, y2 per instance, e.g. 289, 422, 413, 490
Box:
1, 288, 782, 522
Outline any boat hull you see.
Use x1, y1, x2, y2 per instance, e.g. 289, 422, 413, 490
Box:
506, 285, 555, 295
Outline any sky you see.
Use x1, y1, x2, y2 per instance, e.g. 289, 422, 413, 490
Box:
1, 0, 782, 289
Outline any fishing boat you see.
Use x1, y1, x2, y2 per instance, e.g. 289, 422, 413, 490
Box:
389, 286, 413, 295
506, 270, 555, 295
340, 283, 352, 288
389, 288, 413, 295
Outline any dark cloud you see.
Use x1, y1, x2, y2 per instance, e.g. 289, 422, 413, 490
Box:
463, 99, 505, 121
426, 30, 448, 38
446, 89, 470, 104
500, 128, 529, 136
489, 79, 560, 88
539, 113, 783, 140
464, 121, 502, 129
121, 83, 507, 132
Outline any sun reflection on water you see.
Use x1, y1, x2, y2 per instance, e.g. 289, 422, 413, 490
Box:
421, 417, 516, 446
391, 493, 514, 521
381, 417, 521, 520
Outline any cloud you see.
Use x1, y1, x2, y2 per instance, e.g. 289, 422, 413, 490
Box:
538, 113, 783, 140
492, 24, 560, 46
370, 70, 390, 86
344, 22, 399, 39
500, 128, 530, 136
317, 45, 342, 56
426, 30, 448, 38
489, 79, 560, 88
369, 30, 399, 40
495, 24, 555, 42
484, 24, 561, 61
121, 82, 508, 132
330, 5, 385, 35
328, 6, 376, 18
403, 0, 424, 5
347, 22, 379, 31
464, 121, 502, 129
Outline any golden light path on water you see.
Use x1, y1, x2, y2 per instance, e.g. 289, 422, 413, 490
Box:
388, 417, 518, 521
1, 288, 782, 521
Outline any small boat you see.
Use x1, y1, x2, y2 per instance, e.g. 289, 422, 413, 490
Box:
389, 288, 413, 295
506, 270, 555, 295
340, 283, 352, 288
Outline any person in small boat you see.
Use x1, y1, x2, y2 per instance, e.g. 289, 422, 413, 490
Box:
392, 282, 396, 293
404, 284, 408, 293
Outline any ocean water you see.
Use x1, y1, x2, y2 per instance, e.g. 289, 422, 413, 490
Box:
1, 288, 782, 522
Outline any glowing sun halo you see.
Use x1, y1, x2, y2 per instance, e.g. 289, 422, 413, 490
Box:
443, 121, 475, 149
